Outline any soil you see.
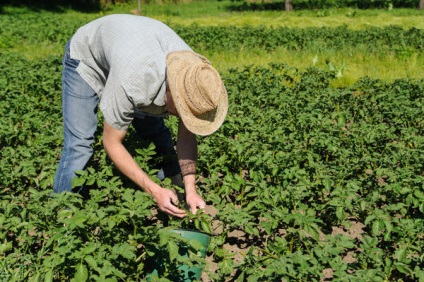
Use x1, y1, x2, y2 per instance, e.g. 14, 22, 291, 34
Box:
201, 205, 248, 281
200, 206, 365, 281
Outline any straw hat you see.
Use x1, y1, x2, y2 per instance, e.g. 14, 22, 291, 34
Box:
166, 50, 228, 136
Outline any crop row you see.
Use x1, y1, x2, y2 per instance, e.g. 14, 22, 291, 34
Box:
1, 51, 424, 280
174, 25, 424, 54
199, 64, 424, 280
1, 11, 423, 55
280, 0, 418, 9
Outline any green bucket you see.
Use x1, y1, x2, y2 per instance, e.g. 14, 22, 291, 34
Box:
146, 229, 211, 281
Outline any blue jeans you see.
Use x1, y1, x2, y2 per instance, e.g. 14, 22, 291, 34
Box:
53, 41, 180, 193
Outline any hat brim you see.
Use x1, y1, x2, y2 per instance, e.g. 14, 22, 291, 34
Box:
166, 50, 228, 136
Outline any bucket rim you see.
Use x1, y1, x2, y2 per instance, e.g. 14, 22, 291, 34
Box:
172, 228, 212, 237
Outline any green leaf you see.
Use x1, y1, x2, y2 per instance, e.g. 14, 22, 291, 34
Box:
44, 269, 53, 282
218, 258, 234, 275
336, 206, 345, 221
395, 262, 413, 275
28, 273, 40, 282
71, 177, 85, 188
372, 220, 383, 236
84, 255, 98, 269
384, 257, 392, 276
245, 223, 259, 236
414, 189, 424, 200
112, 243, 136, 260
395, 246, 407, 261
74, 263, 88, 282
167, 240, 179, 261
86, 175, 95, 186
0, 240, 13, 254
338, 237, 355, 249
416, 269, 424, 281
364, 215, 375, 226
201, 220, 211, 234
67, 212, 88, 229
81, 243, 98, 255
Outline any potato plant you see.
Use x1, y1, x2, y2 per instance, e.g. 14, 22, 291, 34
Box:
1, 9, 424, 282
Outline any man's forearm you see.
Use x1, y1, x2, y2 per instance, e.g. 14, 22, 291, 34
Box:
176, 120, 198, 191
102, 122, 160, 195
105, 142, 157, 192
179, 159, 196, 177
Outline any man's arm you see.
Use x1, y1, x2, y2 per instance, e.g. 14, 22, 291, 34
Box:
176, 120, 206, 214
102, 121, 186, 218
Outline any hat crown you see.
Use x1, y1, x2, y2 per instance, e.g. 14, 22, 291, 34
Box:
184, 64, 220, 117
166, 50, 228, 136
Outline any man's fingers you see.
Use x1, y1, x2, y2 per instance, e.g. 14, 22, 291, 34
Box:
159, 205, 186, 218
170, 192, 179, 206
190, 203, 206, 215
165, 205, 186, 218
162, 195, 186, 218
190, 207, 197, 214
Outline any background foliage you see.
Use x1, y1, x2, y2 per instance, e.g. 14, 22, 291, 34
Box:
1, 1, 424, 281
1, 0, 421, 12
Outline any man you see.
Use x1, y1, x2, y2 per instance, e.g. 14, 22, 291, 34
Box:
53, 14, 228, 218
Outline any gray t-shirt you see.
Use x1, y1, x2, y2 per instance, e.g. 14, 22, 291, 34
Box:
70, 14, 192, 131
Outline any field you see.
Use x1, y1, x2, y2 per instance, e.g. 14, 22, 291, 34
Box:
1, 1, 424, 281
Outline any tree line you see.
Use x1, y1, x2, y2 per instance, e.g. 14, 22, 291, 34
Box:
1, 0, 423, 12
286, 0, 423, 10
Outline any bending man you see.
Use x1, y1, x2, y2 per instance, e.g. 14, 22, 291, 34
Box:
53, 14, 228, 217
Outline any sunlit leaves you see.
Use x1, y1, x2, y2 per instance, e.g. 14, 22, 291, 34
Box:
1, 35, 423, 281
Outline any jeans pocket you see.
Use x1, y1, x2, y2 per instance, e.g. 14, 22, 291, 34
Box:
63, 40, 79, 69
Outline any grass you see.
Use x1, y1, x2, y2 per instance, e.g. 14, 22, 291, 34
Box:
111, 1, 424, 85
205, 48, 423, 87
126, 1, 424, 29
154, 9, 424, 30
2, 1, 423, 86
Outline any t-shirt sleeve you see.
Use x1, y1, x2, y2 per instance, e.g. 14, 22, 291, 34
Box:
99, 82, 134, 131
99, 52, 167, 131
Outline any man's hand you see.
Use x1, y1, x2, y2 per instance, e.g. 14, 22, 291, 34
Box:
152, 187, 187, 218
186, 190, 206, 215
